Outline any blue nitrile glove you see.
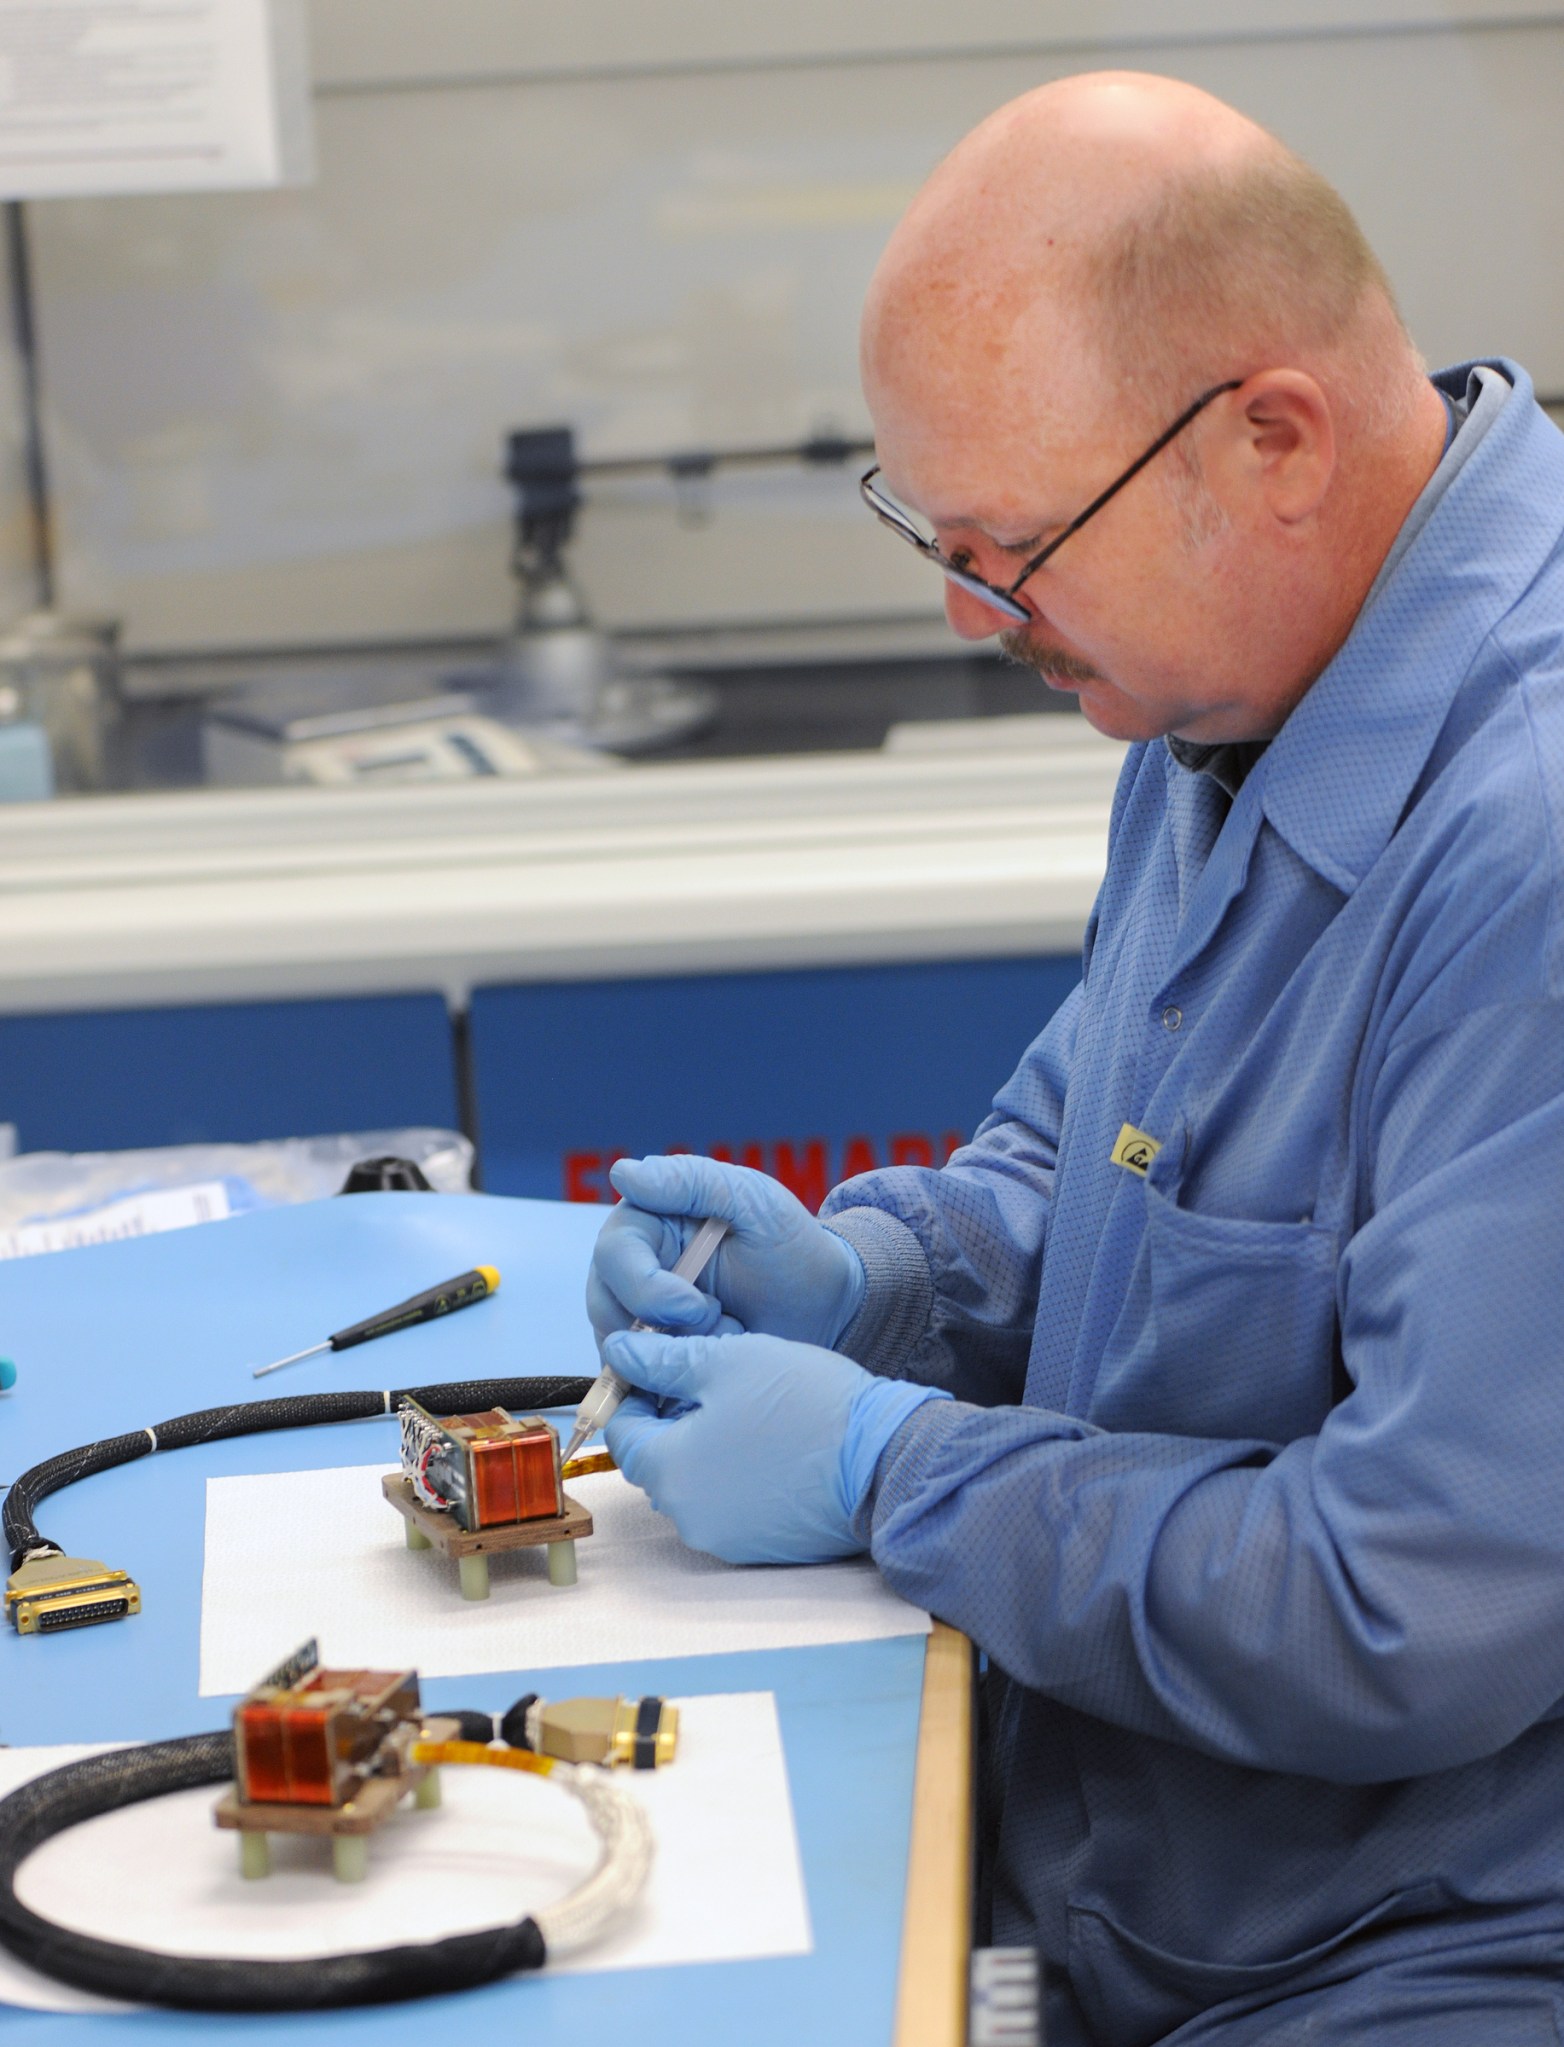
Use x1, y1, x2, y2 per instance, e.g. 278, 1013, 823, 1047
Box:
585, 1154, 866, 1353
602, 1328, 949, 1564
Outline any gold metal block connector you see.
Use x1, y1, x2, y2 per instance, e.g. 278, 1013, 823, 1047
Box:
5, 1554, 141, 1634
538, 1696, 680, 1770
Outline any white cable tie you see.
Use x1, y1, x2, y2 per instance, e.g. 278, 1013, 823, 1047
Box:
382, 1390, 392, 1414
143, 1427, 158, 1452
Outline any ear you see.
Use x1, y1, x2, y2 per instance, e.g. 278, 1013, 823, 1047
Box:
1226, 370, 1336, 526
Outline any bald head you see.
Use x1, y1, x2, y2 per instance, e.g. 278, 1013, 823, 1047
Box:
859, 74, 1448, 746
863, 72, 1417, 437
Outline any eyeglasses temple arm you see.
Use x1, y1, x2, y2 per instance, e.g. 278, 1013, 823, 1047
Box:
1005, 380, 1243, 595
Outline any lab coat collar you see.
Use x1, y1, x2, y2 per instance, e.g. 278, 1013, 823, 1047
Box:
1253, 359, 1562, 895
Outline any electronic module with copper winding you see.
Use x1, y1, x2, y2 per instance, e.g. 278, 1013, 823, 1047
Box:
387, 1400, 594, 1599
0, 1636, 674, 2010
3, 1370, 595, 1637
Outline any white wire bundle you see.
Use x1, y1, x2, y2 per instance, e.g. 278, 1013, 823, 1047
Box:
531, 1763, 655, 1956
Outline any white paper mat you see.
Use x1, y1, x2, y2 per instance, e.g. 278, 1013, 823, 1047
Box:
199, 1463, 928, 1693
0, 1690, 810, 2014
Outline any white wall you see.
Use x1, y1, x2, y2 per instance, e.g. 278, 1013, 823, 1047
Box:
9, 6, 1564, 650
305, 2, 1564, 82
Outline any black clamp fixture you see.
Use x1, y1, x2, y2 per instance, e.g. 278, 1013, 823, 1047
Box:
487, 424, 873, 754
505, 426, 583, 619
492, 425, 639, 740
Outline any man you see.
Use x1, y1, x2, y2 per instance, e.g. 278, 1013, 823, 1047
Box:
588, 72, 1564, 2045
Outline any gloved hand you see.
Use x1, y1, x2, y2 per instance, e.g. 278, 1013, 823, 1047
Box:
603, 1327, 949, 1564
586, 1154, 866, 1352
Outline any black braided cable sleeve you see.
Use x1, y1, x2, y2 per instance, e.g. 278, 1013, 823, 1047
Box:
0, 1733, 548, 2009
4, 1375, 595, 1567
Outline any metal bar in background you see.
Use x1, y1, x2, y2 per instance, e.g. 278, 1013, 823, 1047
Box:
4, 200, 54, 612
576, 435, 876, 483
450, 1002, 486, 1192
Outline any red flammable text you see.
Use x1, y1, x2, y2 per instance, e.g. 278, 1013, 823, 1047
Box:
563, 1132, 965, 1211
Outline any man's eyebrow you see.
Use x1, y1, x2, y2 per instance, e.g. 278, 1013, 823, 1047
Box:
903, 490, 1060, 553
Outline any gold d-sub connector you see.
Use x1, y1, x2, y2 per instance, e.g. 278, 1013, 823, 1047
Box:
5, 1554, 141, 1635
537, 1695, 679, 1770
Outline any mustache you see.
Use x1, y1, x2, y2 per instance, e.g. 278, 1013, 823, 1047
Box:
998, 628, 1102, 686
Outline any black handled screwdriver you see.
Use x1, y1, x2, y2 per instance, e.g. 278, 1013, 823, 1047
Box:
250, 1266, 501, 1378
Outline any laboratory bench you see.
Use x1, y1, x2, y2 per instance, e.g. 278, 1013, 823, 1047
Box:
0, 1190, 977, 2046
109, 628, 1077, 789
0, 624, 1121, 1200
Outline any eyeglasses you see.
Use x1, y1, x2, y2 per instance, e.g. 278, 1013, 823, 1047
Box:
859, 380, 1242, 623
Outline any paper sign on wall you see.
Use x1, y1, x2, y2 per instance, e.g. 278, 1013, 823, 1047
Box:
0, 0, 312, 199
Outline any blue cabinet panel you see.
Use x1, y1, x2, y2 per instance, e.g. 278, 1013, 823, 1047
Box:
470, 955, 1079, 1207
0, 993, 458, 1152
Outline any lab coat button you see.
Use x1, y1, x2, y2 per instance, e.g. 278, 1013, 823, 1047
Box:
1161, 1005, 1183, 1032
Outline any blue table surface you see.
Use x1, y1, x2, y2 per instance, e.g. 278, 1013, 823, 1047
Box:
0, 1195, 928, 2046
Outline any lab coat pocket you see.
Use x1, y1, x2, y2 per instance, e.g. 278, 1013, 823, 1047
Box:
1066, 1882, 1447, 2047
1092, 1176, 1339, 1442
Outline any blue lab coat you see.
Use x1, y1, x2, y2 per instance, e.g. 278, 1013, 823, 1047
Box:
825, 362, 1564, 2043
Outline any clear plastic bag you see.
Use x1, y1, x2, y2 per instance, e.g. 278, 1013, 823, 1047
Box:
0, 1127, 474, 1259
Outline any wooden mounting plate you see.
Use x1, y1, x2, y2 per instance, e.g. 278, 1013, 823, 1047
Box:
215, 1717, 460, 1836
381, 1473, 592, 1556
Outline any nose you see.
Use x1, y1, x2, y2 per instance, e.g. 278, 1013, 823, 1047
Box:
944, 576, 1021, 641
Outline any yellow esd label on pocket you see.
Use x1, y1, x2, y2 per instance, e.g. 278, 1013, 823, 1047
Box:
1110, 1123, 1163, 1176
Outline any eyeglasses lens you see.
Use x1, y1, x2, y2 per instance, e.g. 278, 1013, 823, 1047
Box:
863, 474, 1028, 621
